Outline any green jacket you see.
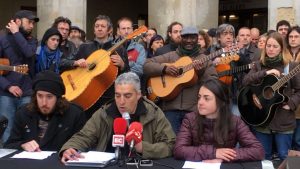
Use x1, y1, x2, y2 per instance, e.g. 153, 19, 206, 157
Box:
60, 97, 176, 159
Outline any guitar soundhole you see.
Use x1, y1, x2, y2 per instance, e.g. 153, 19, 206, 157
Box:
88, 63, 96, 71
263, 86, 274, 100
178, 68, 183, 75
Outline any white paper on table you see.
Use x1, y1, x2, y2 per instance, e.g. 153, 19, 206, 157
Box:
261, 160, 274, 169
66, 151, 115, 164
182, 161, 221, 169
10, 151, 55, 160
0, 149, 17, 158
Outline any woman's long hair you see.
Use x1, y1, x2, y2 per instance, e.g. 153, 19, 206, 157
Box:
27, 92, 69, 115
196, 78, 233, 147
260, 32, 292, 66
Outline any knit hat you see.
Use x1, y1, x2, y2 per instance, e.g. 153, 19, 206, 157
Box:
41, 28, 63, 46
32, 70, 65, 97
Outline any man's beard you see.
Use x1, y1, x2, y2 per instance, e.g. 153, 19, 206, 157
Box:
19, 26, 31, 37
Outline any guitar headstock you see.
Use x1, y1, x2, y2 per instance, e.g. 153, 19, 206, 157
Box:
15, 64, 28, 74
222, 44, 240, 54
126, 25, 148, 40
216, 54, 240, 65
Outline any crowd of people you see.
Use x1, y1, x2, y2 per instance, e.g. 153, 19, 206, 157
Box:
1, 9, 300, 166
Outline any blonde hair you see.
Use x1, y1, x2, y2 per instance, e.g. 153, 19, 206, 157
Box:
260, 32, 292, 66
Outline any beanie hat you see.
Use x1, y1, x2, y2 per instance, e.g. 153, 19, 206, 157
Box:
32, 70, 65, 97
41, 28, 63, 46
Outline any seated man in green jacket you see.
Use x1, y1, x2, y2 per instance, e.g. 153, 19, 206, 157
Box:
60, 72, 175, 162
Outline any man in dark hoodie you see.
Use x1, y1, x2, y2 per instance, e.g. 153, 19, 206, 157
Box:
0, 10, 39, 143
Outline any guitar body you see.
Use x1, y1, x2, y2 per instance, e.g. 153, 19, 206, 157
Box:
61, 49, 118, 110
237, 74, 286, 126
216, 64, 232, 85
148, 56, 198, 101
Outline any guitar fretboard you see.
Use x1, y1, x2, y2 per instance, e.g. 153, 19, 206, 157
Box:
272, 64, 300, 91
182, 49, 225, 73
218, 63, 252, 77
0, 65, 14, 71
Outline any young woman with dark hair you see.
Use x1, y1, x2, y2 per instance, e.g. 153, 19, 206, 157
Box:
174, 78, 264, 162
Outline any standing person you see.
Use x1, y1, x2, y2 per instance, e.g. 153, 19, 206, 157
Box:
276, 20, 291, 38
139, 28, 157, 50
35, 28, 63, 74
250, 27, 260, 47
51, 16, 86, 73
0, 10, 39, 143
144, 26, 218, 134
116, 17, 146, 78
286, 26, 300, 150
198, 30, 211, 52
75, 14, 129, 118
68, 26, 84, 48
59, 72, 175, 162
242, 32, 300, 160
174, 78, 264, 162
257, 33, 267, 49
4, 70, 86, 151
155, 22, 182, 56
147, 35, 164, 58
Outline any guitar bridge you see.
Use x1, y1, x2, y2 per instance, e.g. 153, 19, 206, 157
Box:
252, 94, 263, 110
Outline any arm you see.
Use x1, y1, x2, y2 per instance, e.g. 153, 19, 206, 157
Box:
13, 32, 37, 58
143, 52, 175, 77
242, 61, 266, 86
173, 114, 216, 161
59, 109, 103, 155
141, 109, 176, 159
233, 117, 265, 161
4, 108, 28, 149
287, 62, 300, 111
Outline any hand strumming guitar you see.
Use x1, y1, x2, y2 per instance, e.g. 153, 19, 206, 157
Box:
164, 65, 179, 77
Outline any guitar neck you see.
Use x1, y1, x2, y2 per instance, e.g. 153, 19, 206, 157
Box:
108, 38, 127, 54
0, 65, 14, 71
218, 64, 252, 77
184, 49, 225, 72
272, 64, 300, 91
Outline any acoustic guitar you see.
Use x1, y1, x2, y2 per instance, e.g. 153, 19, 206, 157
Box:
216, 63, 254, 85
147, 45, 239, 101
0, 58, 28, 75
61, 26, 147, 110
237, 64, 300, 126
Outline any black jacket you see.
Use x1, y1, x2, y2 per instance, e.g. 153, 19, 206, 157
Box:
4, 103, 86, 151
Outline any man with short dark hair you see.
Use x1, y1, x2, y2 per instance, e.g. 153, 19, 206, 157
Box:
0, 10, 39, 143
75, 15, 129, 118
4, 70, 86, 151
51, 16, 86, 72
144, 26, 217, 134
276, 20, 291, 38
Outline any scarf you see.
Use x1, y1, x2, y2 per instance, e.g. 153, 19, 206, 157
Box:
264, 54, 283, 68
36, 46, 61, 74
177, 44, 200, 57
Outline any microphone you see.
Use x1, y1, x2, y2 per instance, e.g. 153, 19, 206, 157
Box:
122, 112, 130, 127
112, 118, 127, 160
125, 122, 143, 155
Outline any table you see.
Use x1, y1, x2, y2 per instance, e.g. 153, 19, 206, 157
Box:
0, 150, 262, 169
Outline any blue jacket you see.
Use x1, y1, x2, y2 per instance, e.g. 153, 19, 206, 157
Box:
0, 32, 37, 97
127, 41, 146, 77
